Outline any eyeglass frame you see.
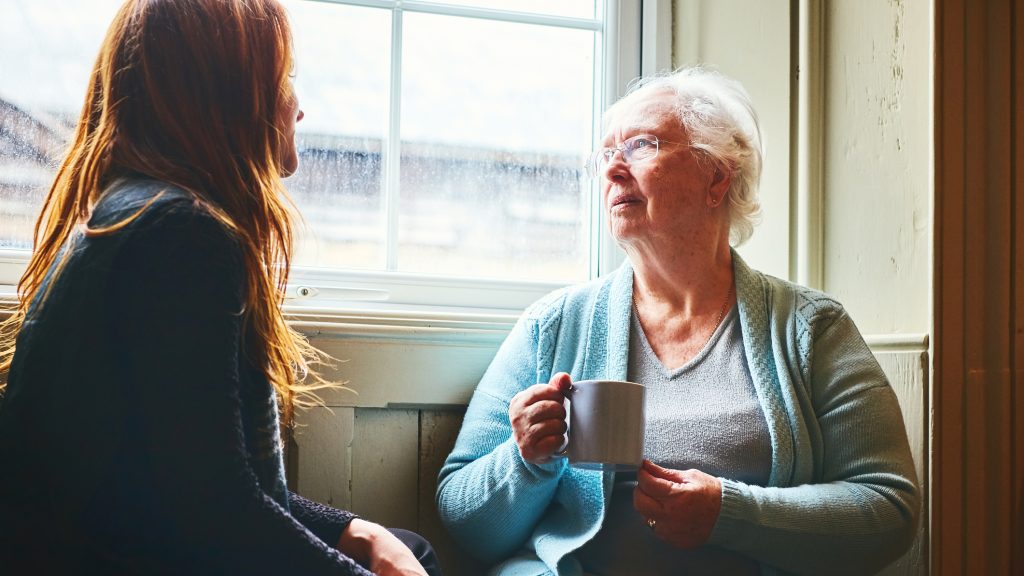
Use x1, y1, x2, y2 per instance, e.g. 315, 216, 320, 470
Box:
584, 134, 688, 179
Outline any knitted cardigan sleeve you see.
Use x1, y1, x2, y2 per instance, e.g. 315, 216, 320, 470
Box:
436, 294, 569, 564
708, 297, 920, 576
112, 200, 372, 575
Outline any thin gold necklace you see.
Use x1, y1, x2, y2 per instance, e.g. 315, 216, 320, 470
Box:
633, 281, 735, 351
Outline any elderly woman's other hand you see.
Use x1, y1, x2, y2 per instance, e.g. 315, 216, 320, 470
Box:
634, 459, 723, 549
508, 372, 572, 464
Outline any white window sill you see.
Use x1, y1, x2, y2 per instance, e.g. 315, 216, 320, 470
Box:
0, 282, 519, 342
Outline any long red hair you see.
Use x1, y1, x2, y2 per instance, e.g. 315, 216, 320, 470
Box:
0, 0, 329, 427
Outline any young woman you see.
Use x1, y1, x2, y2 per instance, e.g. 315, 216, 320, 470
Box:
0, 1, 438, 574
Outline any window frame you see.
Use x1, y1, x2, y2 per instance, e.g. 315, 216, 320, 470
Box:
0, 0, 670, 317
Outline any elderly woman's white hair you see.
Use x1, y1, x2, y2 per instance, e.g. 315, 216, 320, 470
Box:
609, 66, 764, 246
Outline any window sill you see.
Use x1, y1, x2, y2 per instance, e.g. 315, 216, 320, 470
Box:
0, 282, 519, 343
285, 303, 516, 346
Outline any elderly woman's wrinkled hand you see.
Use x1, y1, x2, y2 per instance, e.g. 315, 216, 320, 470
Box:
508, 372, 572, 464
634, 459, 723, 549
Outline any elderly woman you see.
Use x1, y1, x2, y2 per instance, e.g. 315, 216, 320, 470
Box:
436, 67, 919, 576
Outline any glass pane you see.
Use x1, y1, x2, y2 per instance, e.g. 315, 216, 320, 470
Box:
281, 1, 391, 271
431, 0, 597, 19
400, 13, 595, 283
0, 0, 123, 249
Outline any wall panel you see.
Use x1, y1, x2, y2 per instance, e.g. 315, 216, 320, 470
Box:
876, 349, 928, 576
934, 0, 1023, 572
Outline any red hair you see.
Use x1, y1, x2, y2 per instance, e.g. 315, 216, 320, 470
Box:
0, 0, 329, 427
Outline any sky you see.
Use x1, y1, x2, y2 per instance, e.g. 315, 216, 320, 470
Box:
0, 0, 600, 155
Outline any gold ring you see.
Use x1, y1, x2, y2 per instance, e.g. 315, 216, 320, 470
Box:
646, 518, 656, 531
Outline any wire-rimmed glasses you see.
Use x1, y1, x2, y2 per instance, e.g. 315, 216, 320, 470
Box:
584, 135, 684, 179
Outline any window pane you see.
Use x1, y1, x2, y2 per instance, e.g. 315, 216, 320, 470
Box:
1, 0, 602, 289
0, 0, 123, 249
282, 1, 391, 271
400, 13, 595, 282
427, 0, 597, 19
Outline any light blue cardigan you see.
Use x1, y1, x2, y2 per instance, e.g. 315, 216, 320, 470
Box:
436, 254, 920, 576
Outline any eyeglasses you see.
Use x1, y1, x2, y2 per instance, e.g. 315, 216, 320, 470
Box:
584, 135, 684, 179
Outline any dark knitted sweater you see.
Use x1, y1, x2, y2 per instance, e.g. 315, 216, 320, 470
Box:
0, 178, 371, 575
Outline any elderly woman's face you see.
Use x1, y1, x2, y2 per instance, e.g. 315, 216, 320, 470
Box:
599, 90, 721, 251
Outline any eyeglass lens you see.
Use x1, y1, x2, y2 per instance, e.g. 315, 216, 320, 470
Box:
587, 136, 659, 177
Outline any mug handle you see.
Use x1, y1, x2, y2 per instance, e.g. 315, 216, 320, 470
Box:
555, 384, 574, 457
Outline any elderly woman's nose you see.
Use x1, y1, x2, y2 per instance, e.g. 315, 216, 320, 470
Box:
604, 152, 631, 180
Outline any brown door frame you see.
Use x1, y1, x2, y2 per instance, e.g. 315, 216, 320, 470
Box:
933, 0, 1023, 573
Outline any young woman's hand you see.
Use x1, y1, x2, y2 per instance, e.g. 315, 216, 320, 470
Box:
337, 519, 428, 576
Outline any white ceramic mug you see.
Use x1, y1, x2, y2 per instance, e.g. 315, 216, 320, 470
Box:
560, 379, 646, 470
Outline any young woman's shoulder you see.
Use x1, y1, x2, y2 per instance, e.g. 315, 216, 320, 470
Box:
87, 178, 244, 287
90, 177, 241, 254
90, 177, 210, 229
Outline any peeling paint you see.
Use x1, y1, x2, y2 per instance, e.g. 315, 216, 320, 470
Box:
824, 0, 929, 336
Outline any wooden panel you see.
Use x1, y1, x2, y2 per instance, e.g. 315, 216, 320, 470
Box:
935, 0, 1022, 573
960, 7, 984, 566
973, 2, 1013, 572
291, 406, 355, 510
875, 351, 928, 576
418, 410, 487, 576
350, 408, 419, 530
1012, 3, 1023, 573
307, 337, 498, 408
933, 0, 967, 570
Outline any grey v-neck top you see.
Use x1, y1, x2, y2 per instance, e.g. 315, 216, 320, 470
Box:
576, 305, 771, 575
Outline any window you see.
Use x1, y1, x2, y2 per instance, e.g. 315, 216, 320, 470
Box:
0, 1, 662, 313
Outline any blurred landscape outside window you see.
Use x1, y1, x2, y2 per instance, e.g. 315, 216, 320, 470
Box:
1, 0, 602, 294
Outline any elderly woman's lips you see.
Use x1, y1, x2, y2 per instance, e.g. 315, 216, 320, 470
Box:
611, 195, 641, 208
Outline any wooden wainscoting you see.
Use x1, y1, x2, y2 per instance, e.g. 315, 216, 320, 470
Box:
287, 313, 509, 575
872, 337, 929, 576
289, 406, 484, 576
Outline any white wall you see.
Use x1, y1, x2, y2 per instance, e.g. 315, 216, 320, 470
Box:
673, 0, 931, 338
674, 0, 792, 282
822, 0, 931, 336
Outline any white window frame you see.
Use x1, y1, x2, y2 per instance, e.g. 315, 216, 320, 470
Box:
0, 0, 671, 318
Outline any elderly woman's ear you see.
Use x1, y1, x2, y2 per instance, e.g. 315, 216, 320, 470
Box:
707, 165, 732, 208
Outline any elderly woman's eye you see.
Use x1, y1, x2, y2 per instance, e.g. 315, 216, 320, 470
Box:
630, 137, 654, 150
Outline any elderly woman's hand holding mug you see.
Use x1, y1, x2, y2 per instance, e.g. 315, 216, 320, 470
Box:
634, 460, 723, 549
509, 372, 572, 464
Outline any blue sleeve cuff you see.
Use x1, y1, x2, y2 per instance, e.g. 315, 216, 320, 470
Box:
708, 477, 749, 546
